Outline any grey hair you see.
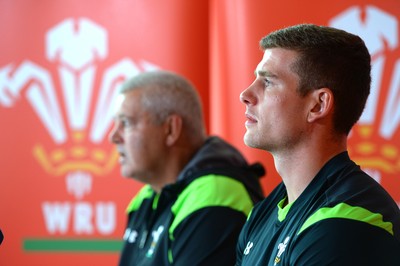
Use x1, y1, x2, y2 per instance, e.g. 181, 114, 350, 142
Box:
120, 70, 206, 139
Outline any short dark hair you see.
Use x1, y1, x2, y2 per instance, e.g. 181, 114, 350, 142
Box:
260, 24, 371, 135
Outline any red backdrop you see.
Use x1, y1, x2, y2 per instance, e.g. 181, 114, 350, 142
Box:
0, 0, 399, 265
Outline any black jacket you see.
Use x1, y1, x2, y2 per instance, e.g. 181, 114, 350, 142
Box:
119, 136, 265, 266
236, 152, 400, 266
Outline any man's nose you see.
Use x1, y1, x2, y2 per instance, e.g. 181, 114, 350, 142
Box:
108, 124, 122, 144
240, 84, 256, 106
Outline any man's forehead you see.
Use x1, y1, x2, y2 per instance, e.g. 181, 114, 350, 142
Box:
262, 49, 274, 61
113, 92, 141, 115
254, 49, 275, 76
255, 48, 299, 77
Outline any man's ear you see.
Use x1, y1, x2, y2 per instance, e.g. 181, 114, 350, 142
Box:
165, 114, 183, 146
307, 88, 334, 122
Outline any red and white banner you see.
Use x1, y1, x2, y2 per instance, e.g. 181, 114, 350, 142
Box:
210, 0, 400, 198
0, 0, 398, 265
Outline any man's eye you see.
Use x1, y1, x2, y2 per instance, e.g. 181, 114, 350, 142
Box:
264, 79, 272, 86
121, 118, 131, 127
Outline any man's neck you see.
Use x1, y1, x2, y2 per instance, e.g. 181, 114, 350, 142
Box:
273, 139, 347, 204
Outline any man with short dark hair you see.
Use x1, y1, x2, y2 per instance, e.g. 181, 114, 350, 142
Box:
237, 24, 400, 265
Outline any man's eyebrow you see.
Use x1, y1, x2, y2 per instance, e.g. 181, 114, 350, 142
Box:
115, 114, 129, 120
254, 70, 277, 78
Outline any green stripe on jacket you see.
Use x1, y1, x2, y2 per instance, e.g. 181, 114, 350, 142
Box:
169, 174, 253, 240
298, 202, 394, 235
126, 185, 154, 213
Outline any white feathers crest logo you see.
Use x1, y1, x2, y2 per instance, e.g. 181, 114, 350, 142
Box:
0, 18, 159, 199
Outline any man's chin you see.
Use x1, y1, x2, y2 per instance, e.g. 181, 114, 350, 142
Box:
243, 133, 255, 147
244, 134, 262, 149
120, 168, 132, 179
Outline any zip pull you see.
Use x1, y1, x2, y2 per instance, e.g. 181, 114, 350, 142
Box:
139, 230, 148, 249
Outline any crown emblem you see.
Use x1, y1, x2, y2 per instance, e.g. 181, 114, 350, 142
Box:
350, 126, 399, 175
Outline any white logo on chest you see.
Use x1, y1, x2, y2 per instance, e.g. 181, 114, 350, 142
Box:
146, 225, 165, 258
274, 236, 290, 265
243, 241, 254, 255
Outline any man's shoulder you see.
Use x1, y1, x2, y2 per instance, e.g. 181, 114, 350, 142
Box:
170, 175, 256, 223
176, 174, 253, 209
291, 217, 400, 265
126, 185, 154, 213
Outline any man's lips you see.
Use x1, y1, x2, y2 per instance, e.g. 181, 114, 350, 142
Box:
117, 147, 126, 163
245, 113, 257, 125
